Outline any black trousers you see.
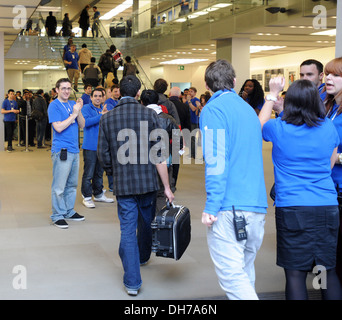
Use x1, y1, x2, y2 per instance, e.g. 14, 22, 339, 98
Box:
4, 121, 15, 147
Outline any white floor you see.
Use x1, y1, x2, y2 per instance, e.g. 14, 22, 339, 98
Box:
0, 141, 317, 300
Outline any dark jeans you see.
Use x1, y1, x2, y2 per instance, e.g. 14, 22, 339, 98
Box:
81, 149, 104, 198
116, 191, 157, 290
36, 117, 47, 147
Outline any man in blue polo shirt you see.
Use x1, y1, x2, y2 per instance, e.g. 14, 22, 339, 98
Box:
64, 44, 80, 92
1, 89, 19, 152
200, 60, 267, 300
81, 88, 114, 208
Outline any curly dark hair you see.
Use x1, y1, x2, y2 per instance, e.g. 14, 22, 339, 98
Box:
239, 79, 264, 109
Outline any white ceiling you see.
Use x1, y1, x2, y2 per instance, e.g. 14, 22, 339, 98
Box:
1, 0, 339, 70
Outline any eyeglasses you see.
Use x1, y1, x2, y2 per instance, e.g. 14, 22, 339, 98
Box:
60, 87, 72, 91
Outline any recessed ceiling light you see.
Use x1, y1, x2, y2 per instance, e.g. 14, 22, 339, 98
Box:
160, 59, 209, 65
250, 45, 286, 53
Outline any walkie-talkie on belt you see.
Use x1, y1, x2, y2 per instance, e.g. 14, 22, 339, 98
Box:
232, 205, 247, 241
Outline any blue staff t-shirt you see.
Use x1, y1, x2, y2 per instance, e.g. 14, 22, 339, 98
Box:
327, 102, 342, 190
105, 98, 118, 111
263, 117, 339, 207
64, 51, 79, 70
1, 99, 18, 122
48, 99, 79, 153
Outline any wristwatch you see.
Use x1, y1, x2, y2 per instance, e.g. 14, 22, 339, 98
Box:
265, 94, 278, 102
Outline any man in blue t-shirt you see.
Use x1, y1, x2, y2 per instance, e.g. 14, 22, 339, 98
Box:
300, 59, 325, 97
1, 89, 19, 152
48, 78, 85, 229
81, 84, 92, 106
64, 44, 80, 92
186, 86, 201, 159
104, 84, 120, 111
81, 88, 114, 208
200, 60, 267, 300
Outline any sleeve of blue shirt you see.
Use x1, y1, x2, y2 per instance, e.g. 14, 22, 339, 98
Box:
200, 105, 229, 216
82, 104, 102, 128
262, 119, 277, 142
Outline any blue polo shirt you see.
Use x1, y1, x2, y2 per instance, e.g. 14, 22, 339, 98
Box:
48, 99, 79, 153
200, 89, 267, 216
2, 99, 18, 122
263, 117, 339, 206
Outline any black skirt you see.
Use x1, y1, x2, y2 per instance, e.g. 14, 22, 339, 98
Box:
276, 206, 339, 271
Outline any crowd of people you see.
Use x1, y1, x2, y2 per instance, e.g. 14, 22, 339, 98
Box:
2, 55, 342, 300
62, 37, 137, 93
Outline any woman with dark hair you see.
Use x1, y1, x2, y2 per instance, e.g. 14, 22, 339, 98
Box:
259, 77, 342, 300
239, 79, 265, 114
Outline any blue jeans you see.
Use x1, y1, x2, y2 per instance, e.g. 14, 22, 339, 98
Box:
51, 151, 79, 222
81, 149, 104, 198
116, 191, 157, 290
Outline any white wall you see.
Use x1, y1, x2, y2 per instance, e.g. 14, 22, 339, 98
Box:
4, 70, 68, 93
4, 71, 23, 93
150, 64, 208, 96
149, 46, 336, 96
250, 47, 335, 91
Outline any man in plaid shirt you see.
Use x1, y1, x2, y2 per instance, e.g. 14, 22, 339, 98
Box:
97, 75, 174, 296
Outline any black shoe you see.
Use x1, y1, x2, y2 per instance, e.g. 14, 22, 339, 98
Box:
66, 213, 85, 221
37, 146, 46, 149
7, 146, 14, 152
54, 219, 68, 229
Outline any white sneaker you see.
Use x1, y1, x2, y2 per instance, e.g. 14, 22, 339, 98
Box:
83, 197, 95, 208
94, 193, 114, 203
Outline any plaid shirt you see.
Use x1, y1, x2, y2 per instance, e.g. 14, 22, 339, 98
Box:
97, 97, 164, 196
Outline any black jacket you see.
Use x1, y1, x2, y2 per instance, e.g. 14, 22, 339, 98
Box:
169, 96, 191, 131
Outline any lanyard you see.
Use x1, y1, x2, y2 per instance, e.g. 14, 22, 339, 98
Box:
328, 104, 339, 122
57, 99, 73, 115
57, 99, 75, 123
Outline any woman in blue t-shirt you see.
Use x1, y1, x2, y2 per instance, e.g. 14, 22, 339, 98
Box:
323, 57, 342, 290
260, 77, 342, 300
